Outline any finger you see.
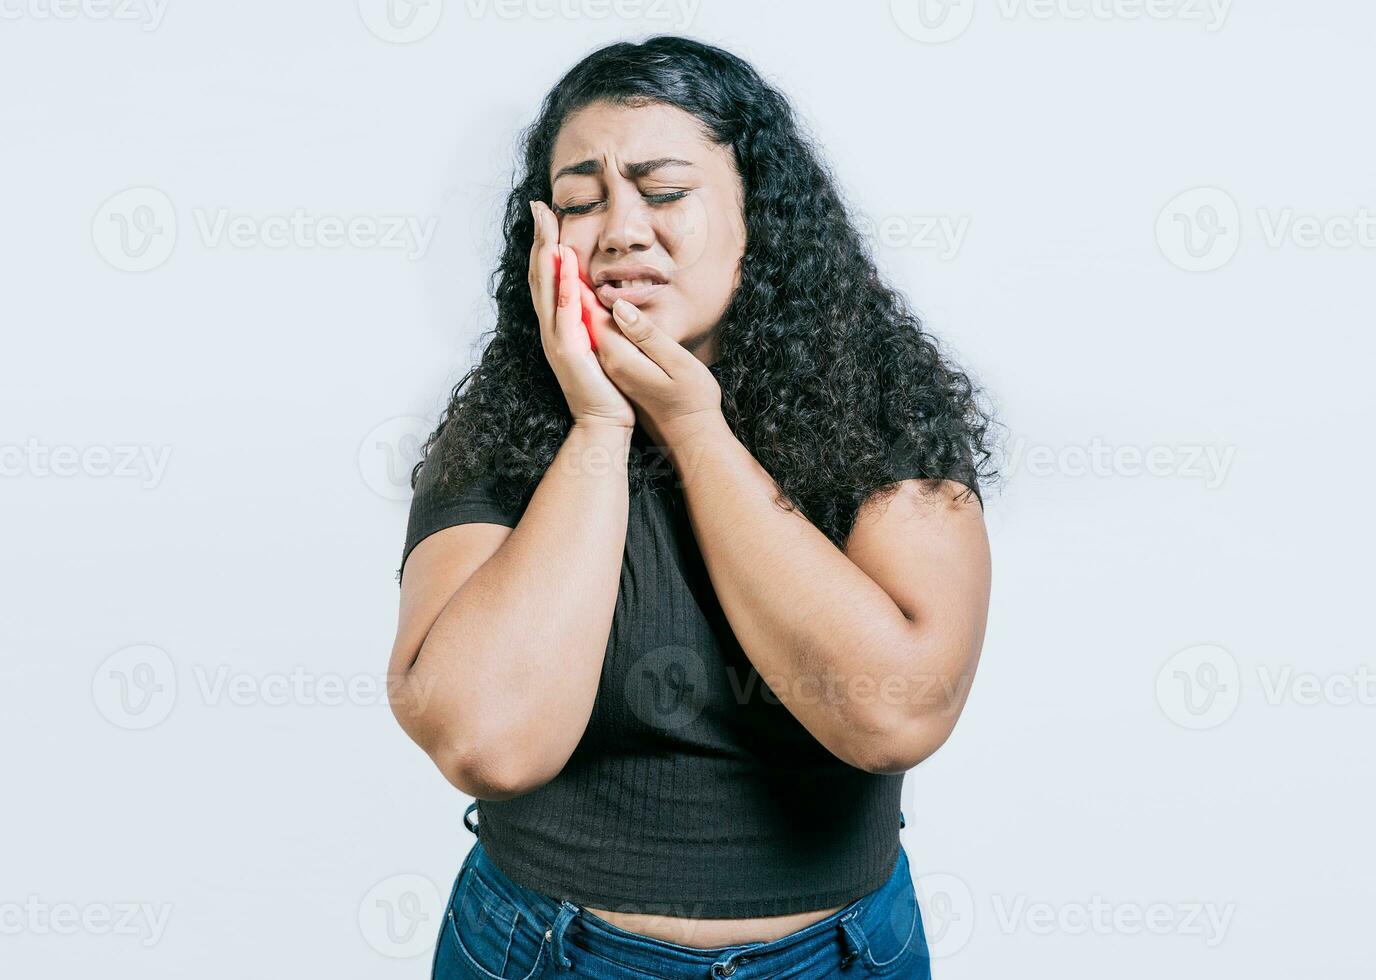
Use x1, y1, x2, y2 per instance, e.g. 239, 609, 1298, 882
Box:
588, 293, 664, 386
555, 245, 585, 346
528, 201, 557, 335
610, 299, 680, 379
575, 273, 607, 353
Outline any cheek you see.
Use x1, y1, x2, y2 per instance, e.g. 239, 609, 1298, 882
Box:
658, 195, 715, 272
676, 250, 737, 312
660, 271, 724, 338
663, 212, 739, 299
556, 224, 595, 282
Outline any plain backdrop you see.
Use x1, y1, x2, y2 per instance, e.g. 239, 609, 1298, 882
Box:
3, 2, 1372, 977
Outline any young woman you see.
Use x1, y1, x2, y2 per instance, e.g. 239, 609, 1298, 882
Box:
389, 35, 995, 980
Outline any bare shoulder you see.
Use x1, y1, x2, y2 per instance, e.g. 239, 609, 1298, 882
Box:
845, 478, 990, 620
852, 477, 984, 533
391, 522, 514, 675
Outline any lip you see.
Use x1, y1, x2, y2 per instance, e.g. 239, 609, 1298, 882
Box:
594, 264, 669, 287
594, 281, 668, 307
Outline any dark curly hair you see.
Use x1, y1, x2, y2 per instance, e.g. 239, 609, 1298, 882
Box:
410, 34, 999, 552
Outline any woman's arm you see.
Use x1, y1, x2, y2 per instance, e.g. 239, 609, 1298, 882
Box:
664, 413, 991, 775
387, 420, 632, 800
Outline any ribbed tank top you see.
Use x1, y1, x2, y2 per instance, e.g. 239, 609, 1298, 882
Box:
397, 403, 972, 916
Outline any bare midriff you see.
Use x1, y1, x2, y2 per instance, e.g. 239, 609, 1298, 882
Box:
580, 902, 847, 948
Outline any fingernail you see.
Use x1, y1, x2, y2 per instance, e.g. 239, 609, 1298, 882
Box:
529, 200, 538, 227
612, 299, 638, 324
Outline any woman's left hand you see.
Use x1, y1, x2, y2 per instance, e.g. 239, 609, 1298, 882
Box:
588, 295, 725, 450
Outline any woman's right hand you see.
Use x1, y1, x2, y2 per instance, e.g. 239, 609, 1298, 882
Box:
528, 200, 636, 431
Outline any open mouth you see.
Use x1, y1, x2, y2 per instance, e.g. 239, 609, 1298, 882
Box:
594, 279, 668, 306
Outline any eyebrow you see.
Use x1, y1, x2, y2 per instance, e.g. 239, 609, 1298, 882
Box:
551, 156, 696, 184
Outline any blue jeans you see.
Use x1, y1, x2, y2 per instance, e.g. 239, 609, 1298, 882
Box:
432, 800, 930, 979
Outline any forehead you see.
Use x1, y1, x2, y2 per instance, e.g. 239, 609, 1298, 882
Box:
549, 101, 717, 179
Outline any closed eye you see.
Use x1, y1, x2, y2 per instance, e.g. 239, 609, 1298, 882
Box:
554, 190, 689, 217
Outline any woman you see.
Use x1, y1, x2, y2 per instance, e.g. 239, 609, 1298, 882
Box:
389, 35, 995, 980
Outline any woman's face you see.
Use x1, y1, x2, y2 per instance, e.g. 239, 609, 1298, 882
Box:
548, 100, 746, 365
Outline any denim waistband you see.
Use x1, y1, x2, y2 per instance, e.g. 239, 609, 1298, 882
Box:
456, 800, 916, 977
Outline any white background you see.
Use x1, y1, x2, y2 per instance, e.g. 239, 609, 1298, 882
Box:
3, 1, 1372, 977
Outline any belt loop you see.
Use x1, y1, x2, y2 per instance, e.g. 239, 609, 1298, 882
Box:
838, 905, 869, 969
546, 900, 580, 971
462, 801, 480, 837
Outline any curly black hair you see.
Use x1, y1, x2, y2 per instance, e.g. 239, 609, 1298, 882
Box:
411, 34, 999, 549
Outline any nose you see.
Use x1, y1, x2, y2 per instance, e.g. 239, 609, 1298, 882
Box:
596, 185, 655, 257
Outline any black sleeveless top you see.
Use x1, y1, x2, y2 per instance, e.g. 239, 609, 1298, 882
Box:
397, 404, 978, 917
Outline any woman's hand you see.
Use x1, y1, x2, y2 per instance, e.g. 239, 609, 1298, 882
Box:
528, 200, 636, 430
596, 297, 724, 450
